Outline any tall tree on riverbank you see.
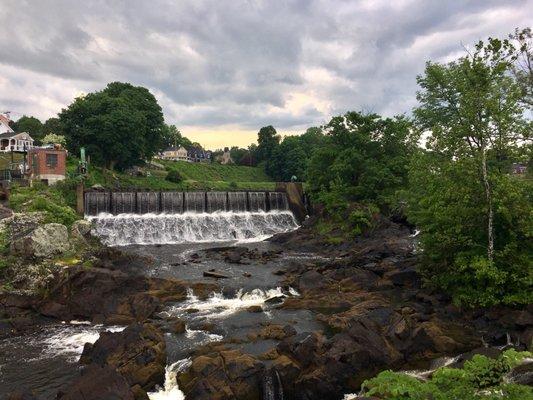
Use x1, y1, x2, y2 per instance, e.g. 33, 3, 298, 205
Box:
409, 32, 531, 306
59, 82, 165, 170
255, 125, 280, 164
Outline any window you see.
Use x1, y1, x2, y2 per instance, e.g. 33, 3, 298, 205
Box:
46, 153, 58, 168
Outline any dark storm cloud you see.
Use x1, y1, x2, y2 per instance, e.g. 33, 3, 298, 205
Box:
0, 0, 531, 139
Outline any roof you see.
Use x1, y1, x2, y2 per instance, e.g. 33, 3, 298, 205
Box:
0, 131, 34, 140
0, 115, 14, 134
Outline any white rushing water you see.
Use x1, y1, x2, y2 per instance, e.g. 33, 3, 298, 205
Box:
148, 358, 192, 400
163, 287, 296, 320
88, 210, 298, 246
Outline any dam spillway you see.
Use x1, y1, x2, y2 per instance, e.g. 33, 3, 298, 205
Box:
84, 191, 296, 246
84, 191, 290, 216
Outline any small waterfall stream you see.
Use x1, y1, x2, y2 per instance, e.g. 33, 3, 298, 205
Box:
263, 369, 284, 400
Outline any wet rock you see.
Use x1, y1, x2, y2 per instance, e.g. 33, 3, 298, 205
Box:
298, 270, 327, 290
203, 270, 230, 279
273, 269, 286, 276
11, 223, 70, 259
6, 390, 38, 400
506, 361, 533, 385
178, 350, 264, 400
265, 295, 286, 304
70, 219, 93, 241
172, 319, 186, 334
247, 305, 263, 313
242, 272, 252, 278
80, 323, 166, 392
383, 267, 420, 288
57, 365, 136, 400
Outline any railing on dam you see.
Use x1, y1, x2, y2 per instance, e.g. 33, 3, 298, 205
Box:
83, 190, 290, 216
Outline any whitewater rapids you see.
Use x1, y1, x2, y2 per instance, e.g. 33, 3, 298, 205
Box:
88, 210, 298, 246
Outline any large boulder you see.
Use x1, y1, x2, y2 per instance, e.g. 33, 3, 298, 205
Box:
56, 365, 135, 400
80, 323, 166, 392
11, 223, 70, 259
178, 350, 265, 400
70, 219, 93, 241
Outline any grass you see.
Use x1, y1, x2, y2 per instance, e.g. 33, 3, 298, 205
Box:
70, 158, 276, 191
161, 160, 272, 182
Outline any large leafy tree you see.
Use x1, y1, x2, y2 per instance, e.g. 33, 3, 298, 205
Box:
59, 82, 165, 170
13, 115, 44, 143
255, 125, 280, 163
307, 111, 416, 213
409, 34, 532, 306
42, 117, 64, 137
266, 127, 324, 181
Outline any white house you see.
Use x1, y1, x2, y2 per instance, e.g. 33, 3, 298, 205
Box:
160, 146, 190, 161
0, 114, 34, 153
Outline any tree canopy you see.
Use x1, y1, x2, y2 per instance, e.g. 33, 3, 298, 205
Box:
59, 82, 165, 170
13, 116, 44, 143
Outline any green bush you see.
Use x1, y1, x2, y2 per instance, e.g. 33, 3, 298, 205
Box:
361, 349, 533, 400
8, 184, 79, 227
165, 169, 183, 184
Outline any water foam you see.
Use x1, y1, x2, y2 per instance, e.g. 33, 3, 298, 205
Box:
165, 287, 293, 319
88, 211, 298, 246
34, 324, 125, 362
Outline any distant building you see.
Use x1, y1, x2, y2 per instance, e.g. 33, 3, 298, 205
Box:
28, 147, 67, 185
160, 146, 189, 161
512, 163, 527, 175
0, 114, 34, 153
217, 147, 234, 165
188, 146, 211, 163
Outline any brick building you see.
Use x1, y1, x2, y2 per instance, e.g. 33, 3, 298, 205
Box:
28, 147, 67, 184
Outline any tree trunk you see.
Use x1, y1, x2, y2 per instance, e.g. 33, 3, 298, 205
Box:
481, 144, 494, 262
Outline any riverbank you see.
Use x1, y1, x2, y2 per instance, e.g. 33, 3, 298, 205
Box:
1, 210, 531, 399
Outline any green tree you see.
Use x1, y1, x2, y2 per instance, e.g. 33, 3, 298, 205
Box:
13, 115, 44, 143
59, 82, 165, 170
409, 34, 532, 306
42, 133, 66, 146
162, 124, 191, 149
42, 117, 64, 137
255, 125, 280, 163
510, 27, 533, 107
266, 127, 324, 181
307, 112, 416, 214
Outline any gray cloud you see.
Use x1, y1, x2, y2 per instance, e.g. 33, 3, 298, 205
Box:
0, 0, 531, 146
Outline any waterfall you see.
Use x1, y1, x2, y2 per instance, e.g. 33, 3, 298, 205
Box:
89, 210, 298, 246
84, 191, 294, 216
111, 192, 136, 214
161, 192, 184, 214
137, 192, 160, 214
148, 358, 191, 400
269, 192, 289, 210
184, 192, 206, 213
84, 192, 110, 215
249, 192, 267, 211
206, 192, 227, 212
228, 192, 247, 212
263, 369, 284, 400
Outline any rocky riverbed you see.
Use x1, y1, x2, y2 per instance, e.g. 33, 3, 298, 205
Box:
1, 212, 531, 399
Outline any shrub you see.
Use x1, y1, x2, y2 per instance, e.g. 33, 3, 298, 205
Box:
165, 169, 183, 184
361, 349, 533, 400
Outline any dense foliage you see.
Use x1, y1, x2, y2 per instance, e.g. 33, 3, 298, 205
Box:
59, 82, 165, 170
8, 183, 79, 227
266, 127, 324, 181
361, 349, 533, 400
307, 111, 416, 215
408, 35, 532, 306
11, 115, 44, 144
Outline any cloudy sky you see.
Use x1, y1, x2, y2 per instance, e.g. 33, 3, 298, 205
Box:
0, 0, 531, 149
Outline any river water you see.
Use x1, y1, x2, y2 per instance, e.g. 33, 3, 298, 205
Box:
0, 210, 326, 399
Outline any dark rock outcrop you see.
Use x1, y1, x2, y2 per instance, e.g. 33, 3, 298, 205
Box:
80, 323, 166, 393
56, 365, 135, 400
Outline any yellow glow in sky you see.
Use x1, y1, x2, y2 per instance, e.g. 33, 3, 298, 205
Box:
181, 126, 258, 150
